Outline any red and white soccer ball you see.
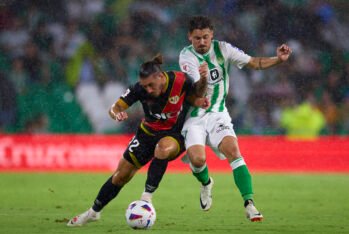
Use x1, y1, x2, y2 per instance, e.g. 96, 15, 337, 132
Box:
125, 200, 156, 229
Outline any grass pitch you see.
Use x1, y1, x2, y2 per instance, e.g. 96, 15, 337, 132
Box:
1, 172, 349, 234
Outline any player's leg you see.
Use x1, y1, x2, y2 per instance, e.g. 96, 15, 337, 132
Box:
208, 112, 262, 221
187, 144, 214, 211
68, 130, 151, 227
218, 136, 263, 222
67, 158, 139, 227
187, 145, 211, 186
218, 136, 252, 200
183, 119, 211, 187
184, 121, 213, 211
141, 135, 183, 203
94, 158, 139, 211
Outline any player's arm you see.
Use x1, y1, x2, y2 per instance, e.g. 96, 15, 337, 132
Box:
184, 63, 210, 109
193, 62, 208, 97
180, 51, 204, 97
186, 95, 210, 109
109, 85, 139, 122
109, 99, 129, 121
246, 44, 292, 70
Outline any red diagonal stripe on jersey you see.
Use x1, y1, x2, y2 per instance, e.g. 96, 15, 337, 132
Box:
145, 72, 186, 130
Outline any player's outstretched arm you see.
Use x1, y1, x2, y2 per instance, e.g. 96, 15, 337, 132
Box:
109, 99, 129, 122
247, 44, 292, 70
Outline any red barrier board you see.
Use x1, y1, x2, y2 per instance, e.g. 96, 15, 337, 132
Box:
0, 135, 348, 173
222, 136, 349, 173
0, 134, 130, 172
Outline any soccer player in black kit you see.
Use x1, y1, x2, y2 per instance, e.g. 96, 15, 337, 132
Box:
67, 54, 209, 227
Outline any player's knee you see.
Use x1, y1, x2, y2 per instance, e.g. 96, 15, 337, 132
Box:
187, 146, 206, 166
219, 141, 240, 160
225, 149, 240, 161
155, 147, 174, 160
155, 142, 177, 160
189, 155, 206, 167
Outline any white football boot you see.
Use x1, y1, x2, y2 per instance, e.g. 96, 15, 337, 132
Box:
200, 177, 214, 211
245, 200, 263, 222
67, 208, 101, 227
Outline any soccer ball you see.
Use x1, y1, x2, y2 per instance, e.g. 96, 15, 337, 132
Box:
125, 200, 156, 229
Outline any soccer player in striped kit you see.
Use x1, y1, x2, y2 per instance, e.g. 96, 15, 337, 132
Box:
179, 16, 292, 221
67, 54, 209, 227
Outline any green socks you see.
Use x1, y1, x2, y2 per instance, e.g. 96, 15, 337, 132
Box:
190, 163, 210, 185
231, 157, 254, 201
190, 157, 254, 201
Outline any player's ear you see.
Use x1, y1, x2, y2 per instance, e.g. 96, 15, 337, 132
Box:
162, 72, 167, 81
188, 32, 192, 42
158, 72, 165, 82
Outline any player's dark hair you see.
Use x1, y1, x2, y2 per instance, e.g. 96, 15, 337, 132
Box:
188, 16, 213, 32
139, 54, 163, 79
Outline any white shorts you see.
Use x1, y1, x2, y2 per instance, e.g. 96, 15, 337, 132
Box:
181, 112, 236, 159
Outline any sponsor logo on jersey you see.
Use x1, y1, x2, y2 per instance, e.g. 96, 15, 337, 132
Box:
169, 95, 180, 104
209, 68, 222, 84
149, 106, 183, 120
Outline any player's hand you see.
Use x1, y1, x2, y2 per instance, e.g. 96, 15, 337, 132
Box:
194, 97, 210, 109
115, 112, 128, 121
277, 44, 292, 62
199, 62, 209, 79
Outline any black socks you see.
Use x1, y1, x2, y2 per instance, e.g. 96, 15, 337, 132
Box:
92, 176, 123, 212
145, 158, 168, 193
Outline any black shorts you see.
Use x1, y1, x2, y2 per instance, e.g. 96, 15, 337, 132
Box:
123, 125, 185, 168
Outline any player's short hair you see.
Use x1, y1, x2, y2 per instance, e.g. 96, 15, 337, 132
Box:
188, 16, 214, 32
139, 54, 163, 79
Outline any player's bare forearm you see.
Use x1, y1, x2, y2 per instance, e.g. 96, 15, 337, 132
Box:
247, 56, 282, 70
194, 76, 207, 97
247, 44, 292, 70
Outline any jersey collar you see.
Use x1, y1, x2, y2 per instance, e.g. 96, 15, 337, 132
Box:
161, 71, 169, 94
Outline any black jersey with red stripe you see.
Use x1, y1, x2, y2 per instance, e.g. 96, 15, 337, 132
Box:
120, 71, 195, 133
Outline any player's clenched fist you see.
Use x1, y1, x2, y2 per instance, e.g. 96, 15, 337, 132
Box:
277, 44, 292, 62
115, 112, 128, 121
194, 97, 210, 109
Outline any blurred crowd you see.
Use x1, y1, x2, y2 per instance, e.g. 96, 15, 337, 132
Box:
0, 0, 348, 136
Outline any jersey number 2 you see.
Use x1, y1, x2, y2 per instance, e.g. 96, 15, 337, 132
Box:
128, 137, 140, 152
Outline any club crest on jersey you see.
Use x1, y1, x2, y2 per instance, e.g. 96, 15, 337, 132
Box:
169, 95, 180, 104
182, 63, 189, 72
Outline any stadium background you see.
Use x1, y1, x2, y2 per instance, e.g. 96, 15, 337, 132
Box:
1, 0, 348, 171
1, 0, 349, 135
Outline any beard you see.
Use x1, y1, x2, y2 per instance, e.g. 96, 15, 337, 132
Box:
196, 46, 208, 54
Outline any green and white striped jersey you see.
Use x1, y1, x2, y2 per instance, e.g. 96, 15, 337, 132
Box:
179, 40, 251, 117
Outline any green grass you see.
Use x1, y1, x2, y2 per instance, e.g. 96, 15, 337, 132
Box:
1, 173, 349, 234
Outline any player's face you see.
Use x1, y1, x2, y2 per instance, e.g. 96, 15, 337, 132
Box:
189, 28, 213, 54
139, 72, 166, 97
